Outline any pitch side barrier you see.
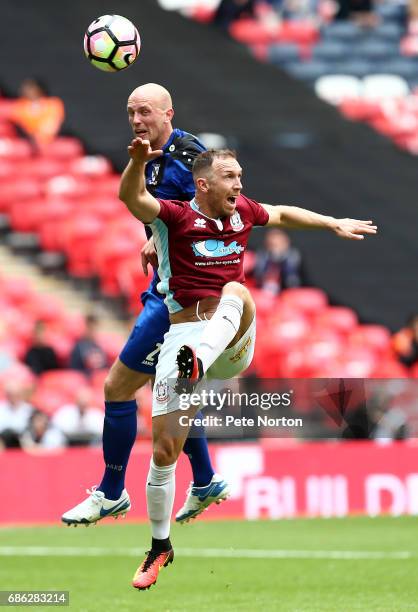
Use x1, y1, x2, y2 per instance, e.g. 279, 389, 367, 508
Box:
1, 440, 418, 522
1, 379, 417, 523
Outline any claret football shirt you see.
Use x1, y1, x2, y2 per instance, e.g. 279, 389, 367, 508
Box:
148, 195, 269, 313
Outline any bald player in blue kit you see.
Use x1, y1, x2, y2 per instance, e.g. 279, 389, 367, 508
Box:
62, 83, 229, 526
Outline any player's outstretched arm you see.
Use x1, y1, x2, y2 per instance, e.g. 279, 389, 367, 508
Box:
119, 137, 162, 223
262, 204, 377, 241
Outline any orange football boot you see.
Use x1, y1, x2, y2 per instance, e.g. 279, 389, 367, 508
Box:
132, 548, 174, 590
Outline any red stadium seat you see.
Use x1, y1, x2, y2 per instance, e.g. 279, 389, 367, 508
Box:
279, 20, 319, 45
190, 5, 216, 23
279, 347, 315, 378
77, 196, 122, 221
38, 370, 88, 396
278, 330, 344, 378
1, 277, 34, 306
337, 347, 378, 378
40, 137, 83, 160
91, 174, 121, 197
270, 315, 310, 347
369, 115, 416, 140
371, 359, 409, 378
0, 138, 32, 161
38, 221, 68, 253
63, 215, 105, 278
90, 368, 109, 390
0, 178, 42, 214
2, 309, 34, 345
57, 313, 87, 340
18, 157, 67, 180
349, 325, 392, 357
0, 99, 15, 120
9, 196, 77, 235
23, 294, 65, 325
0, 362, 35, 388
45, 175, 91, 201
96, 331, 124, 363
116, 255, 152, 312
31, 387, 69, 416
9, 197, 48, 233
280, 287, 328, 317
0, 337, 26, 360
243, 250, 256, 275
0, 122, 17, 138
251, 288, 278, 319
0, 159, 18, 182
315, 306, 358, 335
339, 99, 381, 122
68, 155, 112, 178
103, 216, 145, 245
230, 18, 280, 45
411, 362, 418, 378
94, 236, 139, 296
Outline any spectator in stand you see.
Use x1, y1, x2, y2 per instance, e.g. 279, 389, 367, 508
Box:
69, 314, 108, 376
10, 78, 65, 150
252, 228, 302, 295
214, 0, 257, 28
335, 0, 378, 26
393, 314, 418, 368
409, 0, 418, 27
20, 409, 66, 450
52, 387, 103, 446
0, 381, 34, 448
24, 320, 59, 375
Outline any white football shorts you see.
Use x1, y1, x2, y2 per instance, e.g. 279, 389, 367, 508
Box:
152, 315, 256, 417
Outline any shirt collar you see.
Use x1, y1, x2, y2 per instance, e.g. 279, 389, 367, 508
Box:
189, 198, 223, 231
162, 129, 178, 152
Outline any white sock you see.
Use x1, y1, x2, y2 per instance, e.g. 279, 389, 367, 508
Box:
146, 458, 176, 540
196, 295, 243, 373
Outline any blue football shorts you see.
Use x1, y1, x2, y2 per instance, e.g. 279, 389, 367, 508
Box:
119, 292, 170, 375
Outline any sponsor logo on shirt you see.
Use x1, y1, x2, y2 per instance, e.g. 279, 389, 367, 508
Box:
192, 239, 244, 258
194, 218, 206, 228
230, 211, 244, 232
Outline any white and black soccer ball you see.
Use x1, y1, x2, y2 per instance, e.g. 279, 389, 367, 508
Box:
84, 15, 140, 72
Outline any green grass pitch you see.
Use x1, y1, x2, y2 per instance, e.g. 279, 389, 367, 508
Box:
0, 517, 417, 611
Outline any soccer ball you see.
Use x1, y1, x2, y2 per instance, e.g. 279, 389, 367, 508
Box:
84, 15, 140, 72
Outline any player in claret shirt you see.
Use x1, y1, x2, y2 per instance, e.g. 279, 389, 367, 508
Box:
62, 83, 229, 529
120, 139, 377, 590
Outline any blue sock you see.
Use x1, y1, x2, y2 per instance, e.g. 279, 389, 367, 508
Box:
183, 411, 214, 487
98, 400, 137, 500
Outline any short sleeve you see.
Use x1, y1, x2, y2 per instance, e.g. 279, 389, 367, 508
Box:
156, 199, 186, 226
241, 195, 269, 227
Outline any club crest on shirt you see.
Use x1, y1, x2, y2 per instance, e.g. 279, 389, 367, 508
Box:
155, 380, 169, 403
148, 164, 160, 186
192, 239, 244, 258
230, 210, 244, 232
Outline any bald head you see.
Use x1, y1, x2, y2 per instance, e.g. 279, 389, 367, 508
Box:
128, 83, 172, 110
127, 83, 174, 149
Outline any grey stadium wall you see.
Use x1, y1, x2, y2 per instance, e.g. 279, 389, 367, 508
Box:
2, 0, 417, 330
